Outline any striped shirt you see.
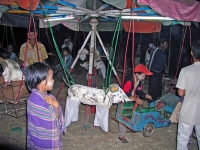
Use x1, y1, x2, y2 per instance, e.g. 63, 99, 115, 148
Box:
27, 89, 64, 150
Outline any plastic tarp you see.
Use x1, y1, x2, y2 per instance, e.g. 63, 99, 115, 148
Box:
121, 0, 161, 33
102, 0, 126, 9
137, 0, 200, 22
122, 21, 161, 33
0, 0, 40, 10
0, 5, 9, 19
1, 13, 37, 28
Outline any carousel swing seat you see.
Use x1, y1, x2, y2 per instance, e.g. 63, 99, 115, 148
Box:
1, 81, 29, 118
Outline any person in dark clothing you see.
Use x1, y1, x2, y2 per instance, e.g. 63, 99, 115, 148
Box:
148, 38, 168, 100
118, 64, 153, 143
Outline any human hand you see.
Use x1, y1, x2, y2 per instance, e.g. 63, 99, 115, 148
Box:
146, 94, 152, 100
45, 95, 59, 108
135, 97, 143, 104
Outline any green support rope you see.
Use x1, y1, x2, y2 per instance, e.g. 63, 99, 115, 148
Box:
5, 26, 8, 46
46, 20, 75, 86
2, 26, 5, 47
103, 14, 122, 91
10, 26, 18, 55
41, 5, 75, 86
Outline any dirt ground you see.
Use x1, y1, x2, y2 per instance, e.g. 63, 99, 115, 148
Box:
0, 64, 199, 150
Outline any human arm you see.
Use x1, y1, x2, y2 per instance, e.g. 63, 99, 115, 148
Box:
178, 89, 185, 97
40, 43, 48, 63
65, 55, 73, 70
129, 95, 143, 104
45, 95, 60, 118
19, 60, 24, 68
176, 69, 186, 97
19, 44, 26, 67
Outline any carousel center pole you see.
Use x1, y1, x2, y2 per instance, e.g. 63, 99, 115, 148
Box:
83, 18, 98, 130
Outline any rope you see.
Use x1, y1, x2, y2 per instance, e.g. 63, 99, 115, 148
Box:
168, 26, 172, 74
121, 14, 133, 88
31, 13, 41, 62
10, 26, 18, 55
15, 13, 33, 104
103, 14, 122, 90
16, 0, 41, 104
107, 16, 122, 87
72, 31, 77, 57
5, 26, 8, 46
189, 25, 193, 64
41, 20, 57, 56
157, 32, 160, 47
40, 2, 75, 86
2, 26, 5, 47
170, 26, 187, 93
129, 3, 138, 111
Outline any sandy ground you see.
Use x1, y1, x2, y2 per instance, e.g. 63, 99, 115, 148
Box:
0, 64, 199, 150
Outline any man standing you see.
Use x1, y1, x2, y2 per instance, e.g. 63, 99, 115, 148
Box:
176, 40, 200, 150
19, 31, 48, 75
148, 38, 168, 100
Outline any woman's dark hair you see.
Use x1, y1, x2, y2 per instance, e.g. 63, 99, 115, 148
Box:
26, 62, 51, 91
62, 46, 70, 53
191, 39, 200, 60
0, 48, 10, 59
135, 72, 143, 75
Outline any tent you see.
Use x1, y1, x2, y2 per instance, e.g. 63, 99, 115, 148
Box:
0, 0, 193, 32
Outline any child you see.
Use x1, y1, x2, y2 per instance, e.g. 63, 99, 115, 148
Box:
0, 48, 28, 103
62, 46, 73, 71
118, 64, 153, 143
26, 62, 64, 149
6, 44, 19, 63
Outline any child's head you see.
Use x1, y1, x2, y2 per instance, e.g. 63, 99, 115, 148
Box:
26, 62, 54, 92
191, 39, 200, 60
0, 48, 10, 60
6, 44, 13, 54
62, 46, 70, 56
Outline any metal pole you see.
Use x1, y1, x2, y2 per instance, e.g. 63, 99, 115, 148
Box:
96, 31, 122, 85
69, 31, 91, 72
84, 18, 98, 130
55, 31, 91, 99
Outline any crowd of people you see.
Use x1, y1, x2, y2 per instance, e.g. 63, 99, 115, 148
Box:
0, 30, 199, 150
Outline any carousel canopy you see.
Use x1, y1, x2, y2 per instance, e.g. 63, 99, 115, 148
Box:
0, 0, 196, 32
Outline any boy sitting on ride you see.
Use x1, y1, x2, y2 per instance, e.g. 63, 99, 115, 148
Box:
118, 64, 153, 143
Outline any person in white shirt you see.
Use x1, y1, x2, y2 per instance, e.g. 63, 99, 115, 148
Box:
176, 39, 200, 150
145, 43, 155, 66
61, 38, 73, 52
